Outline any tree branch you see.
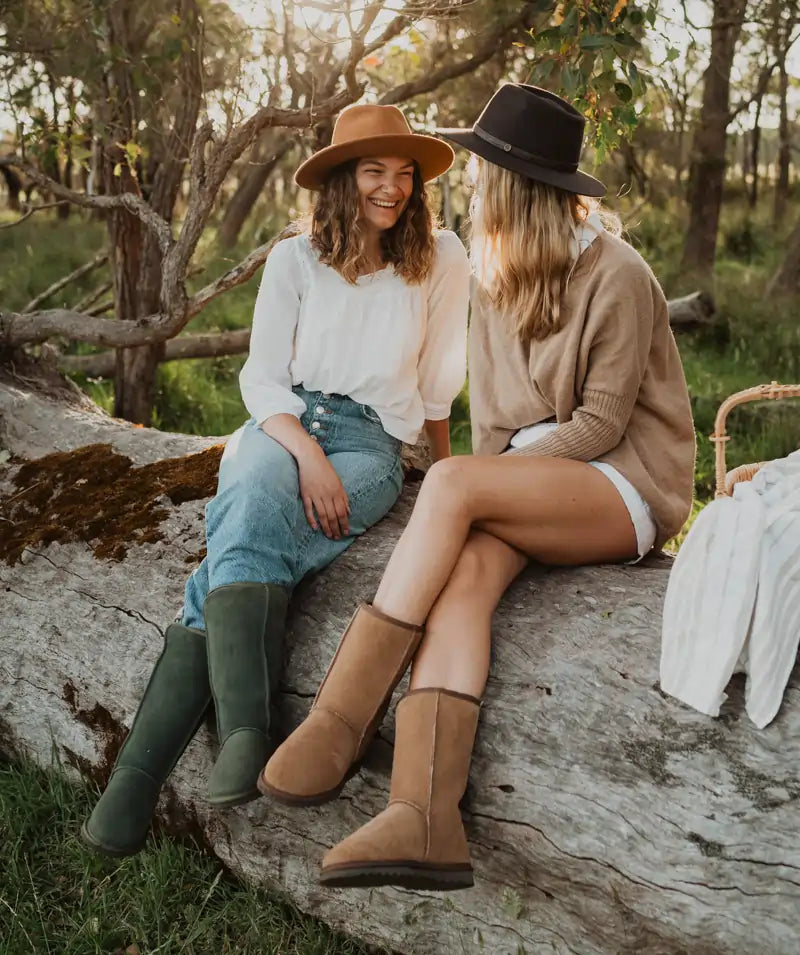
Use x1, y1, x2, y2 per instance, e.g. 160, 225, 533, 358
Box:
0, 158, 174, 256
728, 59, 777, 122
22, 251, 109, 313
0, 200, 70, 229
379, 4, 535, 104
0, 230, 295, 349
185, 228, 297, 320
73, 281, 114, 314
60, 328, 252, 378
166, 91, 353, 296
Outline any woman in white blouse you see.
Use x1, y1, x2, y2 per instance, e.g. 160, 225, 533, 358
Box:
80, 104, 470, 858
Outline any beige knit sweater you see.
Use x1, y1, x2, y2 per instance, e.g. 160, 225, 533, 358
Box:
469, 231, 696, 548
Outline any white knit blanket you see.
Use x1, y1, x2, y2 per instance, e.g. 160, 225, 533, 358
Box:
660, 450, 800, 728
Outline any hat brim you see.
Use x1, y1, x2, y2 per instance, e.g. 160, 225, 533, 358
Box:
437, 128, 606, 198
295, 134, 454, 190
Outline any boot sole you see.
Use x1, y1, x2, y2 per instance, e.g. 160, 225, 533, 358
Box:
320, 861, 474, 891
79, 822, 146, 858
257, 761, 361, 807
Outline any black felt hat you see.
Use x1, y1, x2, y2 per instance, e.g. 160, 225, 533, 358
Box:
437, 83, 606, 198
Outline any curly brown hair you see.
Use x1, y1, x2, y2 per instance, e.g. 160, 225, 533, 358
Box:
309, 160, 437, 285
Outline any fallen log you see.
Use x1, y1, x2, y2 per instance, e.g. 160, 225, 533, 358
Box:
1, 369, 799, 955
667, 290, 717, 328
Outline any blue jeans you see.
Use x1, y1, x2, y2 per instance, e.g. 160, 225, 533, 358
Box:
181, 387, 404, 629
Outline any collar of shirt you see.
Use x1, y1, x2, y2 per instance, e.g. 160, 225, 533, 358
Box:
569, 211, 605, 262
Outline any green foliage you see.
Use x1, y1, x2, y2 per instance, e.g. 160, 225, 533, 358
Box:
523, 1, 659, 158
153, 358, 247, 437
0, 758, 377, 955
0, 215, 106, 312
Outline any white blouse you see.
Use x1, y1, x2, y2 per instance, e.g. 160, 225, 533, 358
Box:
239, 230, 470, 443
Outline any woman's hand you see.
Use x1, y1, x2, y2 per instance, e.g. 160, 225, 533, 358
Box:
260, 413, 349, 538
296, 444, 350, 539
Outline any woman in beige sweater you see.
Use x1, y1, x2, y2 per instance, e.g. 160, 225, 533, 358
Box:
260, 84, 696, 890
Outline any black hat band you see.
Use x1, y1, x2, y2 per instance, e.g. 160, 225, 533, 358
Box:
473, 124, 580, 174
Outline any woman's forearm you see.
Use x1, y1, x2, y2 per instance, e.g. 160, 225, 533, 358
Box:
424, 417, 451, 462
261, 413, 322, 464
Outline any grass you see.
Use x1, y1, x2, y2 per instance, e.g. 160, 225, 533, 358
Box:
0, 758, 377, 955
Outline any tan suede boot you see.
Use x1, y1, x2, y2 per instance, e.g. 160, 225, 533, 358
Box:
319, 687, 480, 890
258, 603, 423, 805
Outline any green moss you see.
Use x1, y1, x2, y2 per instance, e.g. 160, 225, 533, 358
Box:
0, 444, 222, 564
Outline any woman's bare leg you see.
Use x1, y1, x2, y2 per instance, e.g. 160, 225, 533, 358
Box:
373, 455, 638, 625
409, 529, 527, 697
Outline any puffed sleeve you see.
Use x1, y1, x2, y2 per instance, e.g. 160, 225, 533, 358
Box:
238, 236, 308, 425
416, 231, 471, 420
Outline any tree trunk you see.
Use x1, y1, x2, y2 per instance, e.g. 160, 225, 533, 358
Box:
747, 92, 763, 209
620, 139, 648, 197
767, 214, 800, 298
773, 57, 790, 225
218, 134, 293, 248
0, 164, 22, 211
681, 0, 747, 284
59, 84, 75, 221
105, 0, 203, 425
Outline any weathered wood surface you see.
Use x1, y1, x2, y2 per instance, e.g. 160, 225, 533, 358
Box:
1, 375, 799, 955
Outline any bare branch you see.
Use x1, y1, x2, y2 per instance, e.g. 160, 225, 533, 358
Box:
0, 309, 152, 349
0, 157, 174, 255
60, 329, 252, 378
363, 9, 414, 56
0, 230, 296, 349
86, 299, 115, 317
0, 206, 35, 229
341, 0, 383, 99
0, 200, 70, 230
73, 281, 113, 314
22, 251, 109, 313
379, 5, 535, 105
167, 92, 353, 291
728, 59, 778, 121
185, 228, 298, 320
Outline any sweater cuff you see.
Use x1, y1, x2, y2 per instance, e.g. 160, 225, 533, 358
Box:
505, 390, 631, 460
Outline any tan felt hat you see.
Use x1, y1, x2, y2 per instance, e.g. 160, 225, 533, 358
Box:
294, 104, 454, 190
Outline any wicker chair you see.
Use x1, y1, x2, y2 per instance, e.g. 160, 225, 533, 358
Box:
710, 381, 800, 498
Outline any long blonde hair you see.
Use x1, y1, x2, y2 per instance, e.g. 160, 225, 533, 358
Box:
310, 160, 436, 284
470, 160, 618, 343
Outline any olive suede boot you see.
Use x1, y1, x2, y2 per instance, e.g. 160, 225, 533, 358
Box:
320, 687, 480, 890
259, 603, 423, 806
203, 582, 288, 807
80, 623, 211, 857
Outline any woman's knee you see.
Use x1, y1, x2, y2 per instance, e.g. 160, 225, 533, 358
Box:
417, 456, 472, 512
218, 428, 298, 501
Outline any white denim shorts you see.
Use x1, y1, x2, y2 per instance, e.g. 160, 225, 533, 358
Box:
510, 422, 658, 560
